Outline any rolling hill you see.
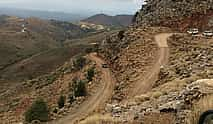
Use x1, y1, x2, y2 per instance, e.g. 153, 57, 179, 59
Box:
82, 14, 133, 27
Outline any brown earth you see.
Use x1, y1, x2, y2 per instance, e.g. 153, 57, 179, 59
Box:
130, 33, 172, 97
50, 53, 115, 124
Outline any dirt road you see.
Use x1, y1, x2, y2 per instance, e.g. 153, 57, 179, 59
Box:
50, 53, 115, 124
130, 33, 173, 96
50, 33, 173, 123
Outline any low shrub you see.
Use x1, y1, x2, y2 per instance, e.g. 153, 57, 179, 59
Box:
25, 98, 49, 123
73, 79, 87, 97
73, 56, 86, 70
86, 67, 95, 82
57, 95, 66, 109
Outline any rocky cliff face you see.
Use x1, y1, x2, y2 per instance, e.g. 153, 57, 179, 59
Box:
136, 0, 213, 31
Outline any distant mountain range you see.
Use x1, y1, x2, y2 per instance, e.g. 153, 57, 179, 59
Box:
0, 7, 88, 22
82, 14, 133, 27
0, 8, 133, 26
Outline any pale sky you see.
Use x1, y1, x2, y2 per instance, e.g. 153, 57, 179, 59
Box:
0, 0, 143, 15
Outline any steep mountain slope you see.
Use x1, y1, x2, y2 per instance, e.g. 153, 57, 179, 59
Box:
136, 0, 213, 31
82, 14, 133, 27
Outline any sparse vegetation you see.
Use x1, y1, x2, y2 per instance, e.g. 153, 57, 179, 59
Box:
57, 95, 66, 109
53, 108, 58, 114
117, 30, 125, 40
151, 91, 163, 99
73, 79, 87, 97
132, 11, 139, 23
135, 94, 150, 103
86, 67, 95, 82
73, 56, 86, 70
68, 94, 75, 104
85, 47, 93, 53
25, 98, 49, 123
79, 114, 121, 124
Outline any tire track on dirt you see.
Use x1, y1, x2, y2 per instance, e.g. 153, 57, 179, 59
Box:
130, 33, 173, 96
50, 53, 115, 124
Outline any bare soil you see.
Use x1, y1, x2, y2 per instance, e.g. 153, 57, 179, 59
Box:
51, 53, 115, 124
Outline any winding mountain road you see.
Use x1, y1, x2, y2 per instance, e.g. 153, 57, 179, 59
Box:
130, 33, 173, 96
50, 53, 115, 124
50, 33, 173, 124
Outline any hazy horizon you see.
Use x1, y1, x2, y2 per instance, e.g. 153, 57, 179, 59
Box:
0, 0, 143, 16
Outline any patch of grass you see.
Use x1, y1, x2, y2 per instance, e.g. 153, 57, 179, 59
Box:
79, 114, 121, 124
151, 91, 163, 99
86, 67, 95, 82
135, 94, 150, 103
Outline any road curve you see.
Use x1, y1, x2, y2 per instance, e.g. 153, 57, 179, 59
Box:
50, 53, 115, 124
130, 33, 173, 96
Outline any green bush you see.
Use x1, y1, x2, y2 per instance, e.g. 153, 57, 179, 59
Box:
53, 108, 58, 114
85, 47, 93, 53
25, 98, 49, 123
118, 30, 125, 40
73, 56, 86, 70
68, 94, 75, 104
132, 11, 139, 23
86, 67, 95, 82
57, 95, 66, 109
73, 79, 87, 97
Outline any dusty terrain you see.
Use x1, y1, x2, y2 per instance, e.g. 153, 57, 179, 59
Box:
51, 53, 115, 124
75, 28, 213, 124
3, 0, 213, 123
0, 15, 111, 124
130, 33, 172, 97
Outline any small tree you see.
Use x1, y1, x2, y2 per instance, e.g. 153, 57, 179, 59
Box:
73, 79, 87, 97
132, 11, 139, 23
86, 67, 95, 82
85, 47, 93, 53
25, 98, 49, 123
118, 30, 125, 40
57, 95, 66, 109
73, 56, 86, 70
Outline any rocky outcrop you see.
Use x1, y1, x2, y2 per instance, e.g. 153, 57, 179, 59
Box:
136, 0, 213, 31
106, 79, 213, 124
155, 34, 213, 87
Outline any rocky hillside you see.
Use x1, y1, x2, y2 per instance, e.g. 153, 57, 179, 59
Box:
82, 14, 133, 27
135, 0, 213, 31
101, 32, 213, 124
93, 1, 213, 124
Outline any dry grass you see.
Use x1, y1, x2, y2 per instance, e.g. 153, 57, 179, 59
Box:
79, 114, 121, 124
187, 95, 213, 124
135, 94, 150, 103
151, 91, 164, 99
156, 76, 200, 94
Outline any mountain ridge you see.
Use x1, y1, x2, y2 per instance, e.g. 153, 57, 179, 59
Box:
82, 14, 133, 27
